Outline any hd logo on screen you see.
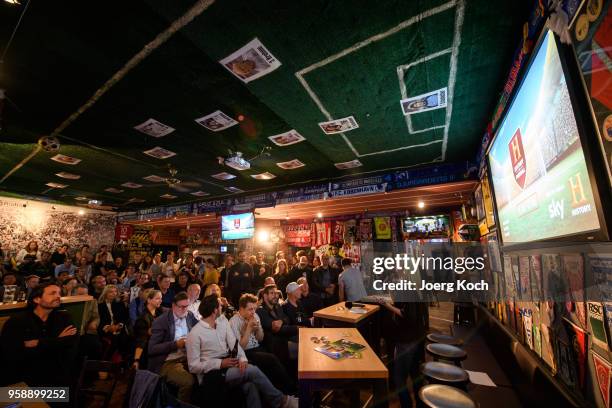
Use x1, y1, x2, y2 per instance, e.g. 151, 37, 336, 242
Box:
509, 129, 526, 189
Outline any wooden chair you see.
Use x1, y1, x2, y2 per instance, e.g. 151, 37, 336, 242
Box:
74, 359, 119, 408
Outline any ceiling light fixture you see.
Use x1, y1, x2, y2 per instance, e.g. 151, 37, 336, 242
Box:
418, 201, 425, 209
317, 212, 322, 218
4, 0, 21, 6
78, 209, 85, 215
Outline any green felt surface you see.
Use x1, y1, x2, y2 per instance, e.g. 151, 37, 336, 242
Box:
0, 0, 528, 208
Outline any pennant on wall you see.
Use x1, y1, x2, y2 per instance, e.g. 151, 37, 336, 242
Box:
314, 222, 331, 247
593, 351, 611, 408
567, 321, 587, 390
374, 217, 391, 240
588, 302, 609, 350
359, 219, 372, 241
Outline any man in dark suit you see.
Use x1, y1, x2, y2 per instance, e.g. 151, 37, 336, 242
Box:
148, 292, 199, 403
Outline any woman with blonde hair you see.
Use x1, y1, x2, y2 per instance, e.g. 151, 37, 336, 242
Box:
97, 284, 129, 361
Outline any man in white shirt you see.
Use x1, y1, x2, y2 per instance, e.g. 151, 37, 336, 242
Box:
186, 294, 298, 408
229, 293, 295, 393
187, 283, 201, 320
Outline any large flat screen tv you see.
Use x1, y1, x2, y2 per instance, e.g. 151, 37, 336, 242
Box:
221, 212, 255, 240
488, 30, 600, 243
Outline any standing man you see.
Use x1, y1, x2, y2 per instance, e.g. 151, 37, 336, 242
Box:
338, 258, 367, 302
288, 256, 311, 286
228, 252, 254, 307
148, 292, 199, 403
218, 254, 235, 294
0, 283, 78, 387
308, 254, 338, 307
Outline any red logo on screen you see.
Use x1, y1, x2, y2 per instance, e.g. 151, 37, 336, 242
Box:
509, 129, 526, 189
234, 218, 241, 229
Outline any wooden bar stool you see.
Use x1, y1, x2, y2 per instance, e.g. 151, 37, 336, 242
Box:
426, 343, 467, 367
419, 384, 476, 408
426, 333, 463, 346
421, 362, 470, 390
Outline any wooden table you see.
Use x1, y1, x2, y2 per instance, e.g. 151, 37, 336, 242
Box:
313, 302, 381, 354
298, 328, 388, 408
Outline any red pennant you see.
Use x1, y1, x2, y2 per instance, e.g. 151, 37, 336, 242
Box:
593, 352, 611, 408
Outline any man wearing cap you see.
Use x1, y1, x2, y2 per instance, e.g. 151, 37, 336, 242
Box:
282, 282, 310, 327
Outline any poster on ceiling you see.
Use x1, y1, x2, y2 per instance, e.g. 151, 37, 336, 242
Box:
220, 38, 282, 83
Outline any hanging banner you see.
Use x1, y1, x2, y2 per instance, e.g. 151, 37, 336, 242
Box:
523, 308, 534, 349
165, 204, 193, 218
137, 206, 166, 220
588, 254, 612, 300
392, 162, 476, 190
276, 184, 328, 205
115, 224, 134, 242
341, 242, 361, 265
283, 223, 312, 246
374, 217, 391, 240
593, 351, 611, 408
564, 254, 587, 328
325, 183, 387, 199
196, 199, 232, 214
359, 219, 373, 241
331, 221, 345, 244
313, 222, 331, 247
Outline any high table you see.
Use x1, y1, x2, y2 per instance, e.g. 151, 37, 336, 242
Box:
313, 302, 381, 354
298, 328, 388, 408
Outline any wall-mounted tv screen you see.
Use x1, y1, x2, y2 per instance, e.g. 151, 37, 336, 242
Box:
401, 215, 450, 239
221, 212, 255, 240
488, 30, 600, 243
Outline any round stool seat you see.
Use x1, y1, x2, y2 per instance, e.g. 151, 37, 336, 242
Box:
426, 343, 467, 364
427, 333, 463, 346
422, 362, 469, 384
419, 384, 476, 408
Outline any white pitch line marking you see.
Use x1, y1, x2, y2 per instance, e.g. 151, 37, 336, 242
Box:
397, 47, 452, 135
441, 0, 465, 161
358, 139, 443, 158
295, 0, 458, 159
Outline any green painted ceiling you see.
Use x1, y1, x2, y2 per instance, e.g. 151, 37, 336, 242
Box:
0, 0, 528, 209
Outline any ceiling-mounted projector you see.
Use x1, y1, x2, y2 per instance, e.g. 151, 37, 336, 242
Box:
225, 152, 251, 171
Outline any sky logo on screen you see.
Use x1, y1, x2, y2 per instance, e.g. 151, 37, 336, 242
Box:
234, 218, 241, 229
548, 199, 564, 220
509, 129, 526, 189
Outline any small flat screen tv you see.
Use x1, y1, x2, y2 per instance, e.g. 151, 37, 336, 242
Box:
402, 215, 450, 239
221, 212, 255, 240
487, 30, 600, 243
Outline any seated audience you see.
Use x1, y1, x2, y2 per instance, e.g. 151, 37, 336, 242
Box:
187, 283, 202, 320
0, 282, 78, 387
157, 275, 175, 308
282, 282, 311, 327
120, 263, 138, 289
230, 294, 295, 393
129, 282, 155, 326
129, 271, 150, 302
296, 277, 322, 318
132, 289, 163, 370
148, 292, 198, 403
186, 294, 298, 408
173, 271, 191, 294
54, 257, 76, 278
0, 271, 22, 301
97, 284, 130, 361
16, 241, 42, 266
338, 258, 367, 302
257, 284, 298, 363
23, 274, 41, 299
61, 276, 79, 297
89, 275, 106, 299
